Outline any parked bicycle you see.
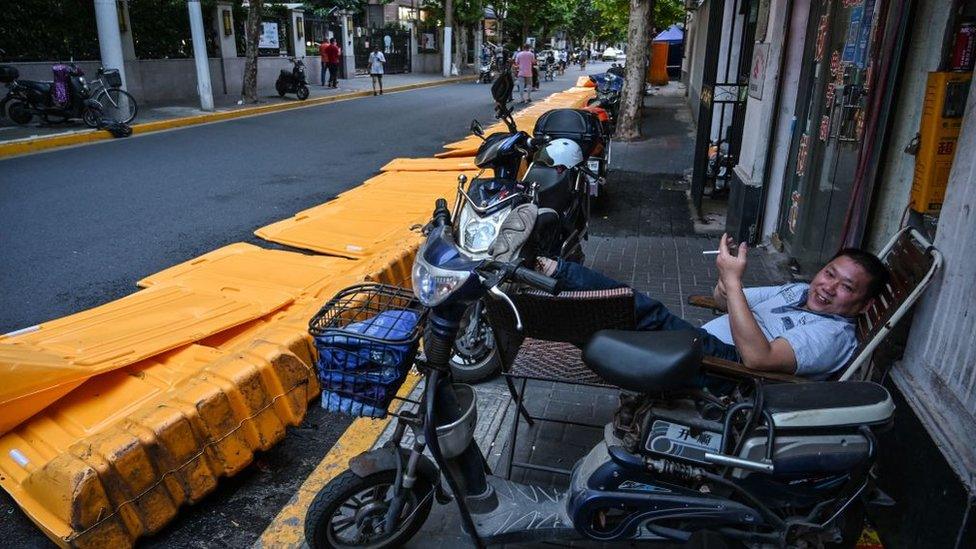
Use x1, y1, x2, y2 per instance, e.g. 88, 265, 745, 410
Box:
88, 68, 138, 124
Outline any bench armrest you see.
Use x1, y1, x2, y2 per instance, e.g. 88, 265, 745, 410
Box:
688, 294, 727, 313
701, 355, 805, 383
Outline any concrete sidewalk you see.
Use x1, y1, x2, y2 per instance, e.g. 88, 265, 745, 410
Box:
0, 72, 474, 155
391, 85, 790, 548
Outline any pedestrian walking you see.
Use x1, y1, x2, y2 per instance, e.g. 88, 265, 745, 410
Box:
318, 41, 330, 87
513, 43, 535, 103
368, 45, 386, 95
324, 38, 341, 88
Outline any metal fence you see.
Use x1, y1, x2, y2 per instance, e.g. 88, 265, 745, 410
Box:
354, 28, 411, 75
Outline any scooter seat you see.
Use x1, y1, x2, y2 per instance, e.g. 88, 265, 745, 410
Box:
762, 382, 894, 429
22, 80, 52, 94
582, 330, 702, 392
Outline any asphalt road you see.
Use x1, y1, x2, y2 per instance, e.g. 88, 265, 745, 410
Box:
0, 67, 594, 548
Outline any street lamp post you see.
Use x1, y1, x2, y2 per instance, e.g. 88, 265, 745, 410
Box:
188, 0, 214, 111
93, 0, 128, 90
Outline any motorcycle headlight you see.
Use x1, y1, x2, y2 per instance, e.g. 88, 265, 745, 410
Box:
458, 205, 507, 254
411, 256, 470, 307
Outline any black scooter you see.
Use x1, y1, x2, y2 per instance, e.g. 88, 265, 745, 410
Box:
276, 57, 310, 100
0, 59, 102, 127
304, 200, 893, 548
446, 73, 602, 382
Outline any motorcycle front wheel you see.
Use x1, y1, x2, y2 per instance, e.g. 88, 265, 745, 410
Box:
304, 469, 433, 549
450, 301, 503, 383
296, 84, 310, 100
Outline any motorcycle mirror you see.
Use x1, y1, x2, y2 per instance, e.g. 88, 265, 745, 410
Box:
470, 120, 484, 138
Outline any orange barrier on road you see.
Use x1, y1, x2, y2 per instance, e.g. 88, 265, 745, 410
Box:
0, 284, 294, 436
381, 157, 479, 172
255, 171, 473, 257
0, 339, 314, 548
0, 244, 418, 548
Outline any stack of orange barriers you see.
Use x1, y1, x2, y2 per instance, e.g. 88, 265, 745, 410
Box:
0, 85, 594, 548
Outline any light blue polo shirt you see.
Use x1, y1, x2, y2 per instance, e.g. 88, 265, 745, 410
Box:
701, 283, 858, 380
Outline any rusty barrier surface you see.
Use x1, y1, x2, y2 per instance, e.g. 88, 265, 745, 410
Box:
0, 87, 592, 548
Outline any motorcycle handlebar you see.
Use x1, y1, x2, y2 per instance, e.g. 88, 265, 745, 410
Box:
527, 136, 550, 150
431, 198, 451, 228
512, 266, 560, 294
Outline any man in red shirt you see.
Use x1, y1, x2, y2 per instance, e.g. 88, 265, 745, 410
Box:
324, 38, 341, 88
318, 40, 330, 87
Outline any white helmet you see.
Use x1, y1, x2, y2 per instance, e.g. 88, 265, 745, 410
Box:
536, 138, 584, 169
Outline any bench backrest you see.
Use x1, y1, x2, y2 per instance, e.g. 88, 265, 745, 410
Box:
841, 228, 942, 381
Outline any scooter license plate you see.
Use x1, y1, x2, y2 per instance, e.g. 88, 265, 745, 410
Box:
645, 420, 723, 464
587, 159, 601, 174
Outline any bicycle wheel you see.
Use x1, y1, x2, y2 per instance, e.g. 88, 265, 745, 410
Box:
97, 88, 138, 124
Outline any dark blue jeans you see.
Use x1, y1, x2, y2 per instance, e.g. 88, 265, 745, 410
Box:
553, 260, 741, 362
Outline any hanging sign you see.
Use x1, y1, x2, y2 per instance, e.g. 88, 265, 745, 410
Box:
749, 44, 770, 99
842, 4, 864, 63
825, 82, 836, 106
854, 0, 876, 68
259, 22, 280, 49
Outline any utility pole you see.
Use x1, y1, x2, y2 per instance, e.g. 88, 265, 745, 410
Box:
93, 0, 128, 90
443, 0, 453, 77
188, 0, 214, 111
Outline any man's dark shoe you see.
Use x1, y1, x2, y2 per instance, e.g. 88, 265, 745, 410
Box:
489, 203, 538, 263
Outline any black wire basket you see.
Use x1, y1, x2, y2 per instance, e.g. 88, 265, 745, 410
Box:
309, 283, 427, 418
102, 68, 122, 88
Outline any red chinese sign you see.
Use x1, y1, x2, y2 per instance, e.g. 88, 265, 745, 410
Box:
796, 134, 810, 176
819, 115, 831, 141
815, 16, 829, 61
825, 83, 836, 107
788, 191, 801, 234
830, 50, 842, 78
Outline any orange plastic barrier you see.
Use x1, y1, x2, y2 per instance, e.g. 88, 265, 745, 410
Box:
381, 157, 478, 172
0, 339, 314, 548
648, 42, 670, 85
0, 284, 294, 436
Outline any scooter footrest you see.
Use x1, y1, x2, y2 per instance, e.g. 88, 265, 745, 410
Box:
470, 476, 578, 544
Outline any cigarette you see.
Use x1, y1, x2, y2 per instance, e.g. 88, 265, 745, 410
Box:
702, 250, 720, 255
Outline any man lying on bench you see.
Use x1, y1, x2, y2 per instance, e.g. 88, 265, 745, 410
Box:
535, 235, 890, 381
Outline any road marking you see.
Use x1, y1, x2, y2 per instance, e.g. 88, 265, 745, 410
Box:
254, 370, 422, 548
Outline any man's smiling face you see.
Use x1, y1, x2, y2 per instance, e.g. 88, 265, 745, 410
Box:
806, 255, 874, 317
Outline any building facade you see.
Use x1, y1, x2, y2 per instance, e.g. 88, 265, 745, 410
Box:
685, 0, 976, 544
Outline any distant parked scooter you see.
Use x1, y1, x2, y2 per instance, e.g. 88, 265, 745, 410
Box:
1, 57, 107, 127
276, 58, 310, 100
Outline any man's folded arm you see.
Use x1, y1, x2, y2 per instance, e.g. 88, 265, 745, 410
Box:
724, 284, 798, 374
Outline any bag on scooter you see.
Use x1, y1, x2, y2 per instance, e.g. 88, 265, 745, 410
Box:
310, 284, 426, 418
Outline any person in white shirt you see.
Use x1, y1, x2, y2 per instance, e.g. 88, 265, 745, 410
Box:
368, 46, 386, 96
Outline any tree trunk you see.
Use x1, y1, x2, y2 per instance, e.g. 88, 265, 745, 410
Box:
455, 22, 465, 71
615, 0, 653, 141
522, 20, 529, 45
242, 0, 263, 103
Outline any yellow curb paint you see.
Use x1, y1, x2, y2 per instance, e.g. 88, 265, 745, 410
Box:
254, 370, 422, 548
0, 76, 476, 160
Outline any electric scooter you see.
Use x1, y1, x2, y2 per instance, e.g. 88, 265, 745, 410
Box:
276, 57, 310, 100
446, 73, 603, 382
304, 200, 895, 548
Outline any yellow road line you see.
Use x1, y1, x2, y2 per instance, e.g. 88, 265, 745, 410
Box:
254, 370, 422, 548
0, 76, 476, 161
